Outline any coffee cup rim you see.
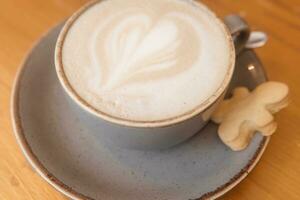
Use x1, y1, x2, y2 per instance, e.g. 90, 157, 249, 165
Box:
55, 0, 235, 128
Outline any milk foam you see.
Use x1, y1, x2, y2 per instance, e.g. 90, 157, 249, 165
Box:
61, 0, 234, 121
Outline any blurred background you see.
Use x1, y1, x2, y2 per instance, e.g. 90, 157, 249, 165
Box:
0, 0, 299, 199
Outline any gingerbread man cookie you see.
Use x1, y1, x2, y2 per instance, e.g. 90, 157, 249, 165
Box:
212, 82, 289, 151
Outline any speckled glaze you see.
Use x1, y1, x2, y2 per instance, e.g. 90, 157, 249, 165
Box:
11, 23, 269, 200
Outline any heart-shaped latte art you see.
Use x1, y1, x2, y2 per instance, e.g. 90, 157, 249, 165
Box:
61, 0, 233, 121
89, 10, 201, 93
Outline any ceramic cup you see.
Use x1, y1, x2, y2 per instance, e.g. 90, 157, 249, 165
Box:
55, 1, 250, 150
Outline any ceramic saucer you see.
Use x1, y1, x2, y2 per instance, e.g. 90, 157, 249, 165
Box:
12, 23, 269, 200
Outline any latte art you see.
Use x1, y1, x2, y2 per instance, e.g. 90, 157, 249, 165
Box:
90, 10, 200, 91
59, 0, 234, 122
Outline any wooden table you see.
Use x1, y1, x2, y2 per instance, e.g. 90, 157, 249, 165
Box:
0, 0, 299, 199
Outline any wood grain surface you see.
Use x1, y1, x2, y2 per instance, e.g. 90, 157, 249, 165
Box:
0, 0, 299, 199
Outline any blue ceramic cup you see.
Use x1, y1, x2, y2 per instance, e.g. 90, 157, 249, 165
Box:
55, 1, 250, 150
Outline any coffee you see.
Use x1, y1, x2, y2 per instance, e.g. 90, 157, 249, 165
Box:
58, 0, 234, 122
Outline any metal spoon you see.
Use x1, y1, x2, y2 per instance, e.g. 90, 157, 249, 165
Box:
246, 31, 268, 49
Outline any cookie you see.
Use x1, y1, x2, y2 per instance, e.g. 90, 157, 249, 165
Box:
212, 82, 289, 151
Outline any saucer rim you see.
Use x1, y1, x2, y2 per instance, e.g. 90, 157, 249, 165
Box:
11, 22, 270, 200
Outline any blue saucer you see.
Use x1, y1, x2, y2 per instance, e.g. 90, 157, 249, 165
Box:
12, 23, 268, 200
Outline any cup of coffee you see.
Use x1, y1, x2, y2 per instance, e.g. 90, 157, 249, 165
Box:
55, 0, 250, 149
